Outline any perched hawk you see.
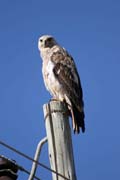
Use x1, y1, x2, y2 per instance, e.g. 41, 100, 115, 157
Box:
38, 35, 85, 133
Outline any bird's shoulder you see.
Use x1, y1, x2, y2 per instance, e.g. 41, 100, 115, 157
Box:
50, 46, 79, 83
50, 46, 83, 99
50, 46, 75, 67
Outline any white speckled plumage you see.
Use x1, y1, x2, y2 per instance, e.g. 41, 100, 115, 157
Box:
38, 35, 85, 133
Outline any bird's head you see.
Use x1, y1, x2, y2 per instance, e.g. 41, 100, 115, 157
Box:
38, 35, 58, 51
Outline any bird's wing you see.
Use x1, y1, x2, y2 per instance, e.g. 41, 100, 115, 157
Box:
51, 49, 84, 111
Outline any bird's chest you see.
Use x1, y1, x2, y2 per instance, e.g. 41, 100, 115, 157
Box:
42, 60, 61, 95
42, 60, 55, 83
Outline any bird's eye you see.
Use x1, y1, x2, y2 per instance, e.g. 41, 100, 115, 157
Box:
40, 39, 43, 42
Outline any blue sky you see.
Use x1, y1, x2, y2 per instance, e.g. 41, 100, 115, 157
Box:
0, 0, 120, 179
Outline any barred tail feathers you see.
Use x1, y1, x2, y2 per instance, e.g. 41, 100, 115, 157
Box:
65, 95, 85, 133
70, 103, 85, 134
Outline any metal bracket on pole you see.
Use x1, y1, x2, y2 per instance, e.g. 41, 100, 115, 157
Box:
28, 137, 48, 180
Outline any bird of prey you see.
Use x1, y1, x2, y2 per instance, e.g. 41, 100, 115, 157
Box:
38, 35, 85, 133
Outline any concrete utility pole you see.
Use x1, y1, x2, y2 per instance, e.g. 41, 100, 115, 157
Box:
0, 156, 18, 180
43, 101, 77, 180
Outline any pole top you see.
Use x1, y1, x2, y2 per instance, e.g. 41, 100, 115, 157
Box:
43, 100, 69, 120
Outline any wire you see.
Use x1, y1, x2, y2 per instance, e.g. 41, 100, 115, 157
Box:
0, 140, 70, 180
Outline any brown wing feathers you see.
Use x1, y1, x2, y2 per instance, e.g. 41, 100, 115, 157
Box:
51, 51, 85, 133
